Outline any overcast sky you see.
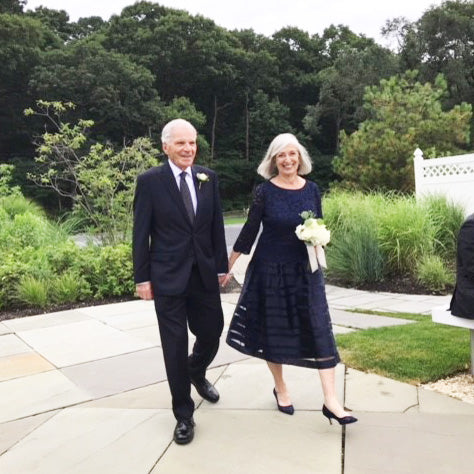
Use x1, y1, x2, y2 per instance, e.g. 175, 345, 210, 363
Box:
25, 0, 443, 46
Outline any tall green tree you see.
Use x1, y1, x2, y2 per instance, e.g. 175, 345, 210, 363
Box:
334, 71, 472, 192
29, 38, 163, 144
0, 0, 25, 14
384, 1, 474, 111
0, 12, 59, 159
304, 44, 399, 154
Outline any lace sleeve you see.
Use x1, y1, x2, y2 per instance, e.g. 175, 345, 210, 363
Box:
233, 184, 265, 254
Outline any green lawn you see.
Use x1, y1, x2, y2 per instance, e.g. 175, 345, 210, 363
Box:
335, 311, 471, 384
224, 217, 246, 225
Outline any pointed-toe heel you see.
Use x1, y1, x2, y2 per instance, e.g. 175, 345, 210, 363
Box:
322, 405, 357, 425
273, 388, 294, 415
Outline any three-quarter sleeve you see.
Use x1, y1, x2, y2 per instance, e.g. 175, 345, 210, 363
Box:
233, 184, 265, 254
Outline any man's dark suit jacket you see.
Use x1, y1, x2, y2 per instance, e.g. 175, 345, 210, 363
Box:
133, 161, 228, 296
450, 213, 474, 319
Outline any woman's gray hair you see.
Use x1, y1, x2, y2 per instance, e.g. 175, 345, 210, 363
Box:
257, 133, 312, 179
161, 119, 197, 144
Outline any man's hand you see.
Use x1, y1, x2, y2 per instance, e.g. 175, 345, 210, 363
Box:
220, 273, 233, 288
136, 282, 154, 300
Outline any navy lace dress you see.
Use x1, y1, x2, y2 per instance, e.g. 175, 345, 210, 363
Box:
226, 180, 340, 369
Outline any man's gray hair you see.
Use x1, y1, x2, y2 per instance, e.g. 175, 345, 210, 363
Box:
161, 119, 197, 144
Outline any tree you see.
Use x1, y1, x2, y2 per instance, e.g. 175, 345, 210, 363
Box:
384, 1, 474, 111
26, 6, 72, 41
25, 101, 160, 243
29, 39, 163, 144
303, 44, 399, 154
0, 0, 25, 14
333, 71, 472, 192
0, 13, 59, 160
249, 90, 292, 160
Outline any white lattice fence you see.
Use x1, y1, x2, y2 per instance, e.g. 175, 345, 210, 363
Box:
414, 148, 474, 216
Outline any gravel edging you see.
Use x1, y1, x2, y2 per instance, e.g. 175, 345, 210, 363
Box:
422, 373, 474, 404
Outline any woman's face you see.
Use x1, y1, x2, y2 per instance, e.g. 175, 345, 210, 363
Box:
274, 145, 300, 178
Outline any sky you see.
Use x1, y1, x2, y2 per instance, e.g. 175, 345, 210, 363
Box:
25, 0, 444, 46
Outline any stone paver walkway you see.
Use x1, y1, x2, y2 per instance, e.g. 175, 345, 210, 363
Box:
0, 256, 472, 473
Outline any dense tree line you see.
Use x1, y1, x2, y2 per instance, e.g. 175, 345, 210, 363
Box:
0, 0, 472, 210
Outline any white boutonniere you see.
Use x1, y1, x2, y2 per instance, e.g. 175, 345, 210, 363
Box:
196, 172, 209, 189
295, 210, 331, 272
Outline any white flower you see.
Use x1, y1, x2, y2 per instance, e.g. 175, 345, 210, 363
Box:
295, 211, 331, 246
196, 173, 209, 189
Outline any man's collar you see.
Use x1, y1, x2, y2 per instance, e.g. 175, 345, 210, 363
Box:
168, 159, 192, 178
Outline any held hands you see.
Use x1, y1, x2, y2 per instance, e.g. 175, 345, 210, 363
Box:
220, 272, 233, 288
136, 282, 154, 300
220, 250, 241, 288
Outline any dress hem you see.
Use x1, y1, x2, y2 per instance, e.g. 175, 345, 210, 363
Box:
226, 338, 340, 369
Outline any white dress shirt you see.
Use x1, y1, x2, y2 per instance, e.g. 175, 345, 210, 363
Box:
168, 159, 197, 213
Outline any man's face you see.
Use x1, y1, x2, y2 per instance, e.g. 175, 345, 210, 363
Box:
163, 124, 197, 170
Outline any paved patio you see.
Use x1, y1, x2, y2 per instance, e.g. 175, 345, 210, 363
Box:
1, 256, 473, 473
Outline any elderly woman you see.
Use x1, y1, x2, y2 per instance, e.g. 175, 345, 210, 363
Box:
223, 133, 356, 425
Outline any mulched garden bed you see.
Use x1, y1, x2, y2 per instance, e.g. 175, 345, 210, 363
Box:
0, 275, 451, 322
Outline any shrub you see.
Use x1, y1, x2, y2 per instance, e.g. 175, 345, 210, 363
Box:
44, 241, 83, 274
72, 243, 134, 298
0, 194, 43, 219
416, 255, 454, 292
0, 257, 36, 309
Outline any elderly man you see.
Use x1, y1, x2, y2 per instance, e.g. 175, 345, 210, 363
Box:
450, 213, 474, 319
133, 118, 228, 444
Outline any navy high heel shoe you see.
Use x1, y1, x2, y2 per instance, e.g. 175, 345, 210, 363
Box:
273, 388, 294, 415
322, 405, 357, 425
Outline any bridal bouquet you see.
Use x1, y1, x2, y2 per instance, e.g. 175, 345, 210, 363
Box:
295, 211, 330, 272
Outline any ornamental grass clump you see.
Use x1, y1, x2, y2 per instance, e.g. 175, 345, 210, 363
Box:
16, 276, 49, 308
421, 195, 465, 263
326, 223, 385, 284
377, 195, 436, 275
50, 272, 91, 304
416, 255, 454, 292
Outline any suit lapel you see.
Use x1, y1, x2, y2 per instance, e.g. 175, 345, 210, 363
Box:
192, 167, 208, 224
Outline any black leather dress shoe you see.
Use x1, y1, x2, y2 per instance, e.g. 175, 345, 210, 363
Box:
191, 377, 220, 403
174, 418, 195, 445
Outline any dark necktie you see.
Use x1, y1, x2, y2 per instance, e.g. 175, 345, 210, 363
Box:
180, 171, 194, 222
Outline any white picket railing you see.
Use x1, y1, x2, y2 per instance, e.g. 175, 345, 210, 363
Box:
413, 148, 474, 216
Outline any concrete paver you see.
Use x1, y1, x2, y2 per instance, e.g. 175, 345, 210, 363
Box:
0, 407, 171, 474
345, 369, 418, 412
211, 359, 344, 411
1, 283, 473, 473
151, 410, 341, 474
60, 348, 167, 398
0, 352, 54, 382
91, 310, 157, 330
0, 334, 32, 357
330, 308, 415, 329
17, 320, 154, 367
0, 370, 90, 423
418, 387, 474, 415
0, 411, 58, 455
344, 413, 474, 474
0, 322, 12, 335
124, 325, 161, 345
2, 310, 90, 332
